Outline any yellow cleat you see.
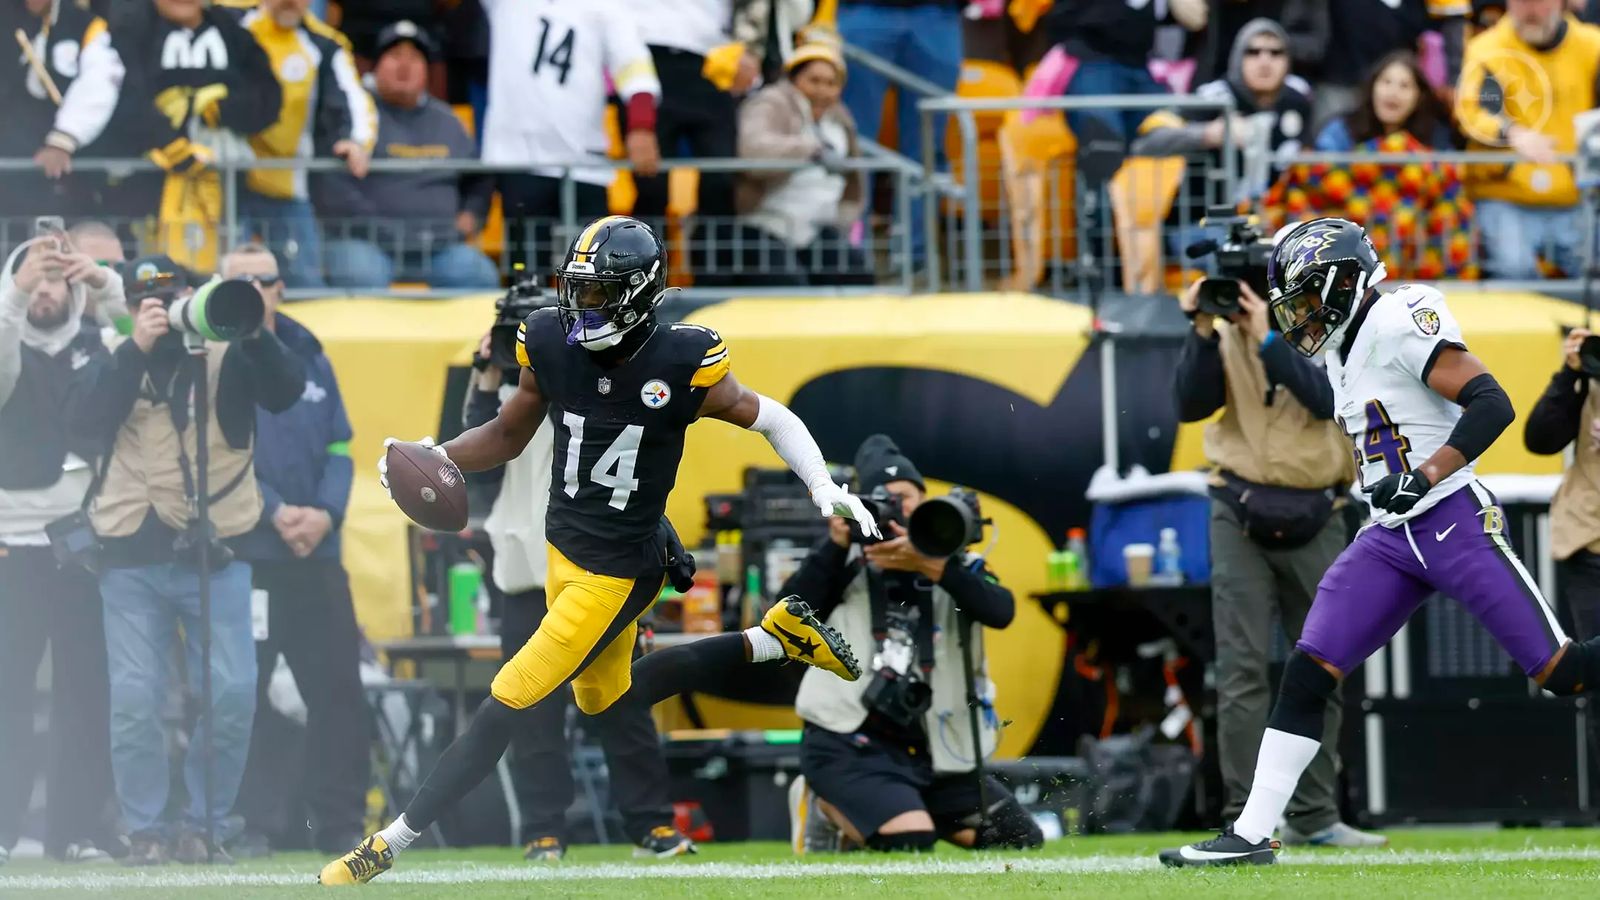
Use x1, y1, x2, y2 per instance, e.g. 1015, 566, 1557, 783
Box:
761, 595, 862, 681
318, 834, 392, 886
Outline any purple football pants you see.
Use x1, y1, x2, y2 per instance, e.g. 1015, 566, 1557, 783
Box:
1299, 482, 1567, 678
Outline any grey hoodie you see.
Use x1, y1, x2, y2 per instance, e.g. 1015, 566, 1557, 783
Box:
1227, 18, 1292, 105
1131, 18, 1312, 162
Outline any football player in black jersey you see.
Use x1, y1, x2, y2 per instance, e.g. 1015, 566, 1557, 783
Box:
323, 216, 881, 884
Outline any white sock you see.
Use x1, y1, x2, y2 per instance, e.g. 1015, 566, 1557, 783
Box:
744, 626, 785, 663
1232, 729, 1321, 842
376, 815, 420, 854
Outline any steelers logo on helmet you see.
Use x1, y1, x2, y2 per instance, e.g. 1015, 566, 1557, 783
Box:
557, 216, 670, 351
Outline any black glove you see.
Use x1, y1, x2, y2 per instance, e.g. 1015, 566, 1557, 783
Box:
1365, 469, 1433, 514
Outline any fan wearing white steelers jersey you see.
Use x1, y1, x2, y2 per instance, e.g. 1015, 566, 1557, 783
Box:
481, 0, 662, 268
1162, 216, 1600, 868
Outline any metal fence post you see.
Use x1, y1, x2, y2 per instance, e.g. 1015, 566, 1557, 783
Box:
1100, 333, 1119, 475
897, 166, 914, 292
560, 169, 577, 274
223, 156, 238, 256
959, 109, 982, 292
922, 107, 940, 291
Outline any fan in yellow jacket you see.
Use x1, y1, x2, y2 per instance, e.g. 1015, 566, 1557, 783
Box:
216, 0, 377, 288
1454, 1, 1600, 278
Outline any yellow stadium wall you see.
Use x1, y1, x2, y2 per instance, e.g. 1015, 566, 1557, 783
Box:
286, 289, 1582, 759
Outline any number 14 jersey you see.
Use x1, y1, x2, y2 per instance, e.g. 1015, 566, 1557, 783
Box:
480, 0, 660, 187
1327, 283, 1474, 527
519, 309, 731, 576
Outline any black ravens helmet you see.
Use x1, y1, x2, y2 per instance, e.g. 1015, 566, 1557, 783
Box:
557, 215, 669, 350
1267, 217, 1387, 357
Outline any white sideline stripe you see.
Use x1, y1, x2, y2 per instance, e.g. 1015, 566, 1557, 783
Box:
6, 849, 1600, 891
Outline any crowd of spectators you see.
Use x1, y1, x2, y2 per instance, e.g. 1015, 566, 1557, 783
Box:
6, 0, 1600, 292
1055, 0, 1600, 280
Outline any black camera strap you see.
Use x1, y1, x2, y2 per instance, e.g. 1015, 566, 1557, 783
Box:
76, 443, 114, 514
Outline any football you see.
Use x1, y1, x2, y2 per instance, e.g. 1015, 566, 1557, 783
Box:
386, 441, 468, 532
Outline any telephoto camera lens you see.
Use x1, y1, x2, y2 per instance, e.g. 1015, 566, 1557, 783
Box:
169, 278, 265, 341
908, 491, 984, 558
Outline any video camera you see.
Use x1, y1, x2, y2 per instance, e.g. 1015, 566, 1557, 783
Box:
488, 269, 556, 372
1186, 206, 1274, 318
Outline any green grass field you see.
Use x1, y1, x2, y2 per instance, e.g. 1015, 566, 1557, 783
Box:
6, 828, 1600, 898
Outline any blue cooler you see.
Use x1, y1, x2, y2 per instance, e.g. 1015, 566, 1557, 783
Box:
1084, 468, 1212, 588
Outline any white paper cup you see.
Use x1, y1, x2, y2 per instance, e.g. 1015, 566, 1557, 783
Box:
1124, 543, 1155, 587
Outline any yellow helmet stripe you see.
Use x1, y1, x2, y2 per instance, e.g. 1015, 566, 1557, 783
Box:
575, 215, 627, 256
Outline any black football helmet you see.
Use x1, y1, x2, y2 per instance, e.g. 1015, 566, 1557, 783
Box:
1267, 217, 1387, 357
556, 215, 669, 350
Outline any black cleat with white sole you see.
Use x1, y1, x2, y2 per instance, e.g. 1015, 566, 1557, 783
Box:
1159, 826, 1278, 868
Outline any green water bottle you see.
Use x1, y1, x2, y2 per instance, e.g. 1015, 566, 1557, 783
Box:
1062, 551, 1081, 592
742, 564, 763, 630
1046, 549, 1066, 590
447, 562, 481, 636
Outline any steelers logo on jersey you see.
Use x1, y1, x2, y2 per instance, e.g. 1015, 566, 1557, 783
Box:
1412, 308, 1441, 336
641, 379, 672, 409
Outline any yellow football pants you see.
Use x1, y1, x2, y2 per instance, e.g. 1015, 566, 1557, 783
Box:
490, 545, 664, 715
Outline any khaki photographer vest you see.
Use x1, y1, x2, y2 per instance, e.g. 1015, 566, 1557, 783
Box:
90, 346, 261, 539
1549, 380, 1600, 561
794, 552, 999, 774
1202, 321, 1354, 490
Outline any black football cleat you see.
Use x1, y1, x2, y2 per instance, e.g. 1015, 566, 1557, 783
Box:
524, 836, 566, 861
1159, 826, 1278, 868
634, 825, 696, 858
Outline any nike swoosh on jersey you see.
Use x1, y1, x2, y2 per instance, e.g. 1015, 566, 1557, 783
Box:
1435, 523, 1457, 541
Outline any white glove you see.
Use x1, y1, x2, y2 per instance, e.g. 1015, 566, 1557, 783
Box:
377, 436, 448, 498
813, 482, 882, 540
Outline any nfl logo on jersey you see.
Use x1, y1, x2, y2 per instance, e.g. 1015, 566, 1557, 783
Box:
641, 379, 671, 409
598, 376, 612, 395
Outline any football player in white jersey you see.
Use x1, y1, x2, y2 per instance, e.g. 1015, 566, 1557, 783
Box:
1162, 217, 1600, 867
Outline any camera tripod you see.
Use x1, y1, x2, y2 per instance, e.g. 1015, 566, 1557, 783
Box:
184, 330, 222, 863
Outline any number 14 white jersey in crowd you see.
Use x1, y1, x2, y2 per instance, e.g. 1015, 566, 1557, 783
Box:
1326, 283, 1476, 527
481, 0, 661, 186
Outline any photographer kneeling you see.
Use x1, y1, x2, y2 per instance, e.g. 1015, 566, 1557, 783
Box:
783, 435, 1041, 854
64, 257, 305, 864
1175, 276, 1381, 848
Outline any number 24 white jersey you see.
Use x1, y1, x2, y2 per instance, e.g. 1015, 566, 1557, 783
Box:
1326, 283, 1474, 527
481, 0, 661, 186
